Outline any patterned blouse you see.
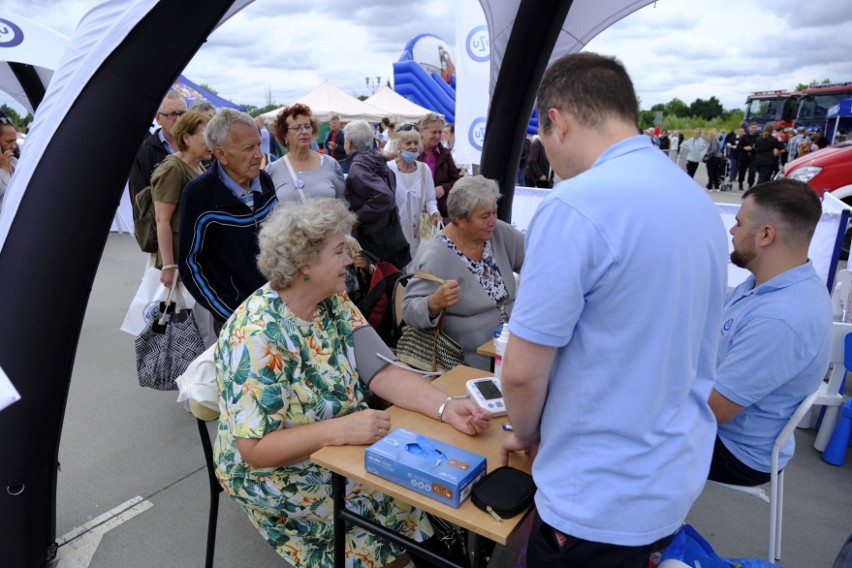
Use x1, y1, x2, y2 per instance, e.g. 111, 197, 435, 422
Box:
439, 233, 510, 323
213, 286, 431, 567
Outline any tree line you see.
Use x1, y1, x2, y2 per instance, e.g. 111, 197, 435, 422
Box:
638, 96, 744, 134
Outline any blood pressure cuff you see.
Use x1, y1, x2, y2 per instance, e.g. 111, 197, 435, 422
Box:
353, 326, 396, 385
471, 466, 536, 519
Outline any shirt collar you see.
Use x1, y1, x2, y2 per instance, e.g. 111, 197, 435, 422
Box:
732, 261, 816, 301
591, 134, 654, 169
216, 161, 261, 199
158, 129, 175, 155
753, 260, 816, 294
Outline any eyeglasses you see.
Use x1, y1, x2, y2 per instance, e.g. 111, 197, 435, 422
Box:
288, 124, 313, 133
398, 123, 419, 132
0, 116, 11, 125
158, 111, 185, 120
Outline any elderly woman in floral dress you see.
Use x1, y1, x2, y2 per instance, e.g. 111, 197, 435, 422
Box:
213, 198, 491, 568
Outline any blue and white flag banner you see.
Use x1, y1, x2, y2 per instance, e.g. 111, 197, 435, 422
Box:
454, 0, 490, 169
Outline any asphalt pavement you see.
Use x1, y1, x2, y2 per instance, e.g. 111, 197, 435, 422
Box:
49, 171, 852, 567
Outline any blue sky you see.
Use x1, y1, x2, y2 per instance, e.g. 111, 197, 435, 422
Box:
3, 0, 852, 116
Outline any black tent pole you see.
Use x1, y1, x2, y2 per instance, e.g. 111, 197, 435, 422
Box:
479, 0, 574, 222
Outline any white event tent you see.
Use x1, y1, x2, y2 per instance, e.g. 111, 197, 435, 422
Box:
260, 79, 386, 123
365, 86, 436, 123
0, 11, 69, 114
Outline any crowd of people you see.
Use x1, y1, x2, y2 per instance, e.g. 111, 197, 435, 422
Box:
118, 58, 835, 567
639, 121, 833, 192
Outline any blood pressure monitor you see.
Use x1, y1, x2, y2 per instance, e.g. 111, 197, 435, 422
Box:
465, 377, 507, 416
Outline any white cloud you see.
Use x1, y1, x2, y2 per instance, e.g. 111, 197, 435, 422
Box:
2, 0, 851, 117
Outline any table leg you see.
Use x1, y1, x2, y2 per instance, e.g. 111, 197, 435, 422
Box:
469, 533, 495, 568
332, 472, 346, 567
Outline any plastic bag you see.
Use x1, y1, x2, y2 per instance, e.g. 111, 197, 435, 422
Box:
175, 344, 219, 421
660, 524, 782, 568
121, 257, 195, 336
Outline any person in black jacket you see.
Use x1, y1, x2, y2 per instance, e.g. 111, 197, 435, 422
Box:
343, 120, 411, 271
736, 122, 760, 190
525, 135, 552, 188
178, 109, 278, 331
129, 91, 186, 204
323, 115, 348, 173
752, 124, 785, 185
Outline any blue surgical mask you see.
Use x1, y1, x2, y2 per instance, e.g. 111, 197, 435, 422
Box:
400, 150, 419, 163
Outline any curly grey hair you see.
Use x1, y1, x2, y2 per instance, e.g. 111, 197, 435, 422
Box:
343, 120, 375, 152
447, 175, 502, 221
204, 108, 256, 149
257, 198, 357, 289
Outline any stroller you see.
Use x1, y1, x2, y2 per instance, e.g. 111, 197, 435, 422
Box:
718, 157, 734, 192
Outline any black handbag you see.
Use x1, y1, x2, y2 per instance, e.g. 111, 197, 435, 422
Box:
135, 277, 204, 391
471, 466, 536, 519
410, 513, 470, 568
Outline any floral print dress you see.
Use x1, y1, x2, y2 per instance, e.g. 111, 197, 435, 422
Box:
213, 286, 432, 567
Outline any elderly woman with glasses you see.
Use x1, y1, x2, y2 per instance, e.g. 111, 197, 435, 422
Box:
402, 176, 525, 370
344, 120, 411, 270
418, 113, 461, 218
388, 125, 440, 270
213, 198, 490, 568
266, 103, 345, 203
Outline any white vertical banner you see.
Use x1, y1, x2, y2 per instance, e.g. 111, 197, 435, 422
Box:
454, 0, 490, 169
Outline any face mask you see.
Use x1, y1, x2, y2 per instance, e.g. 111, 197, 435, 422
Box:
400, 150, 419, 163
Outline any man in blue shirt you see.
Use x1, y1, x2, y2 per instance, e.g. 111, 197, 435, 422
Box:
709, 179, 831, 486
500, 52, 728, 567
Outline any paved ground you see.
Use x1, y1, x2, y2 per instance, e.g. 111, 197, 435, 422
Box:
49, 172, 852, 567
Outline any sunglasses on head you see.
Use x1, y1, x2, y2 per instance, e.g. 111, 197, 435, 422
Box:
398, 124, 419, 132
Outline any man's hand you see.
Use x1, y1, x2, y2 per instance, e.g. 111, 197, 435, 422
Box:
0, 148, 14, 172
501, 433, 538, 466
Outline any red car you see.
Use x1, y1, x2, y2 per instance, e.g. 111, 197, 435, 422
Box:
782, 142, 852, 256
782, 141, 852, 199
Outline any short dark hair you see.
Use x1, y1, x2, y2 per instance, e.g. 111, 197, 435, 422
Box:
743, 179, 822, 244
537, 52, 638, 132
273, 103, 318, 146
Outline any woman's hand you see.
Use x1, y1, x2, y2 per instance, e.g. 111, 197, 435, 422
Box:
427, 280, 460, 316
431, 212, 441, 225
160, 265, 178, 287
434, 184, 445, 199
442, 399, 491, 435
336, 409, 392, 446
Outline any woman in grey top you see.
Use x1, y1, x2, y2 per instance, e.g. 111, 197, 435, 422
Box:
402, 175, 525, 370
266, 103, 346, 203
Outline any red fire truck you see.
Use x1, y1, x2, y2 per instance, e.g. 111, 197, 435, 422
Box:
795, 82, 852, 133
741, 90, 799, 131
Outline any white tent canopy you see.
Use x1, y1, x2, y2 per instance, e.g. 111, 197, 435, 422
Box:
365, 86, 436, 123
260, 79, 386, 123
0, 11, 70, 114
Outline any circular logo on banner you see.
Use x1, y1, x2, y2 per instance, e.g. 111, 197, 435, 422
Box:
468, 118, 486, 152
0, 19, 25, 48
465, 25, 490, 62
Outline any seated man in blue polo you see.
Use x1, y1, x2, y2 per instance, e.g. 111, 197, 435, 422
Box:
709, 178, 832, 486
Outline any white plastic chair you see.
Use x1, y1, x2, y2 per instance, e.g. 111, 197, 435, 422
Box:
709, 388, 821, 562
813, 323, 851, 451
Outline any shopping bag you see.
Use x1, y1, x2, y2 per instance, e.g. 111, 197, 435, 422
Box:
135, 277, 204, 391
660, 524, 782, 568
121, 257, 195, 336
